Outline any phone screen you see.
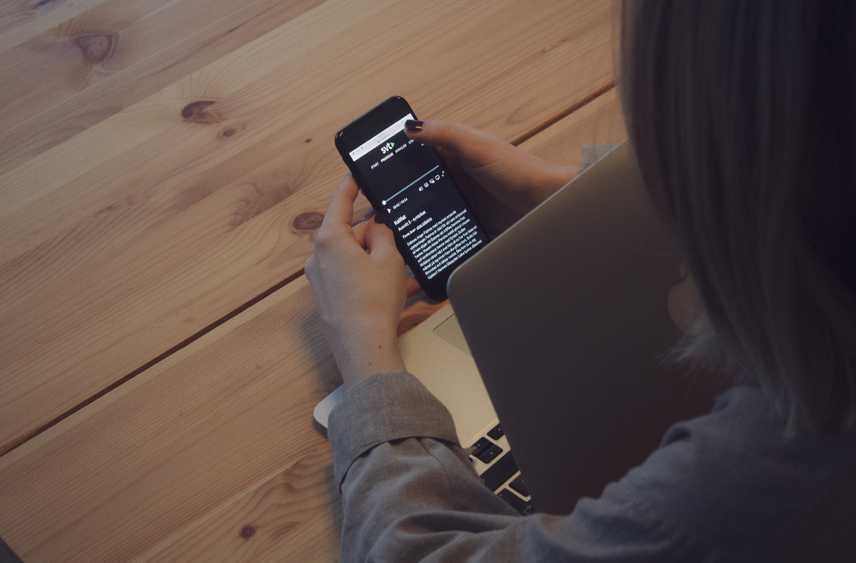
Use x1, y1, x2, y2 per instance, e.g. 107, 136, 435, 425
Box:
337, 97, 488, 299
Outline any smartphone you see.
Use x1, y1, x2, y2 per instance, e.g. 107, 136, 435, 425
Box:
335, 96, 489, 300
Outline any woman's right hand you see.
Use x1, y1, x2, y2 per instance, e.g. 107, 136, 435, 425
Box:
405, 119, 577, 235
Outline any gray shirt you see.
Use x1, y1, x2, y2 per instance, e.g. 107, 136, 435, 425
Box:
328, 372, 856, 562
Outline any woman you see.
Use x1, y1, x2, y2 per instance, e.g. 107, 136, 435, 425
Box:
305, 1, 856, 561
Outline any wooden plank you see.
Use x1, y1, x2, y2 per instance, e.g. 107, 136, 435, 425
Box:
0, 0, 108, 52
0, 0, 325, 173
521, 90, 627, 163
132, 448, 343, 563
0, 89, 626, 563
1, 278, 340, 563
0, 0, 615, 453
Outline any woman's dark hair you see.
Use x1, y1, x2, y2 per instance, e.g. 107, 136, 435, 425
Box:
620, 0, 856, 433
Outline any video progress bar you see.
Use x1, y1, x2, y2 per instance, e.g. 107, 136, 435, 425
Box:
381, 164, 440, 205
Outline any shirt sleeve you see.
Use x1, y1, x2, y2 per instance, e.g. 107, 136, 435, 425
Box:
328, 372, 699, 563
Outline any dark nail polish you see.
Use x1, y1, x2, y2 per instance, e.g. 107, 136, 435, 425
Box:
405, 119, 424, 132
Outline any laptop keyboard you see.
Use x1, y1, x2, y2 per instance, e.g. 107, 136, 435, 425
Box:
467, 423, 533, 515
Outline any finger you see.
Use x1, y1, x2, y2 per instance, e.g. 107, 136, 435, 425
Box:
365, 221, 399, 260
352, 206, 375, 225
320, 175, 359, 231
405, 119, 468, 150
351, 220, 370, 247
405, 276, 421, 297
434, 145, 461, 170
405, 119, 502, 165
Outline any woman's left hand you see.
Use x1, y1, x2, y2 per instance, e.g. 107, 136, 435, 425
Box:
305, 175, 408, 385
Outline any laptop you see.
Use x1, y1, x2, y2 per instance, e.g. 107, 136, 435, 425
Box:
314, 144, 720, 515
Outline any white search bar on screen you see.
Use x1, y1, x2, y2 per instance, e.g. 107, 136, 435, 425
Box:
349, 113, 414, 162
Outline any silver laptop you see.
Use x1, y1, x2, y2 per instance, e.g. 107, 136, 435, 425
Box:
315, 144, 720, 514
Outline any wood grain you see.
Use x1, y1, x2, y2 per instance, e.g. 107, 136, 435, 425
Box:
0, 0, 326, 172
133, 449, 342, 563
0, 89, 626, 563
522, 90, 626, 163
0, 278, 340, 563
0, 0, 615, 454
0, 0, 108, 52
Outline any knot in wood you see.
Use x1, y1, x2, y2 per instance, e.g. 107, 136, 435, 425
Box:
239, 525, 256, 540
74, 32, 118, 64
292, 212, 323, 232
181, 100, 222, 124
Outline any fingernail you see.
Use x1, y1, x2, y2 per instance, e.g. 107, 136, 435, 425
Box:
404, 119, 424, 132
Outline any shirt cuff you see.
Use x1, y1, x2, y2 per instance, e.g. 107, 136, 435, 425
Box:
328, 371, 459, 491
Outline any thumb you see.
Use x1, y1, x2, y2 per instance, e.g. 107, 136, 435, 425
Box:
365, 221, 400, 261
405, 119, 506, 169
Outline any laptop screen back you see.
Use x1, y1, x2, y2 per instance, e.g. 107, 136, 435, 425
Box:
447, 145, 723, 513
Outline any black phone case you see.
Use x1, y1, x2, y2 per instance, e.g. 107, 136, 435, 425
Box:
334, 96, 487, 301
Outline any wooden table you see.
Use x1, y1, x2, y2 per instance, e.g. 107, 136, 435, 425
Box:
0, 1, 625, 560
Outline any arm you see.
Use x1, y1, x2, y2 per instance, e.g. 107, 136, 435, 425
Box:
306, 175, 695, 562
329, 372, 696, 563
